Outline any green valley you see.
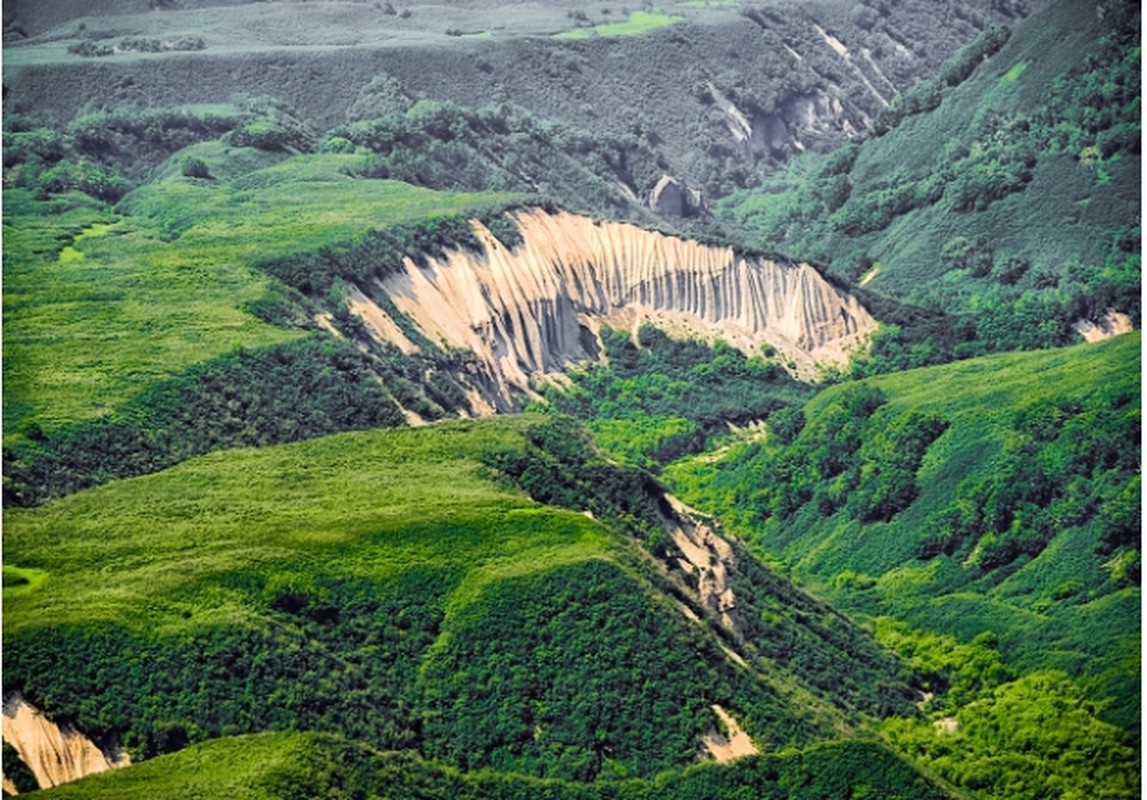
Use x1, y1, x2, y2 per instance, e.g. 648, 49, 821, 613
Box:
1, 0, 1138, 797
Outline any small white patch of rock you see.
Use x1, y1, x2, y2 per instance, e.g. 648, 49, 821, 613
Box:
702, 705, 759, 762
2, 692, 129, 791
1073, 310, 1133, 343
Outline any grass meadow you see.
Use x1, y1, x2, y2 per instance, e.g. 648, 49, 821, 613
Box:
554, 11, 683, 40
2, 416, 612, 635
2, 153, 520, 443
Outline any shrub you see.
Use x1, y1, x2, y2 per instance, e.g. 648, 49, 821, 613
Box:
230, 121, 308, 153
181, 157, 212, 179
938, 25, 1011, 87
37, 160, 128, 203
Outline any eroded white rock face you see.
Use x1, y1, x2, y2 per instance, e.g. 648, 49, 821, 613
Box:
662, 495, 740, 636
351, 209, 876, 410
702, 704, 759, 762
1072, 310, 1134, 343
1, 692, 129, 791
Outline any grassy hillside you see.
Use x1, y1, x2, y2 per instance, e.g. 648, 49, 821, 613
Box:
41, 731, 954, 800
3, 151, 516, 438
721, 0, 1140, 362
1, 187, 297, 440
2, 148, 527, 504
4, 416, 932, 789
667, 332, 1140, 799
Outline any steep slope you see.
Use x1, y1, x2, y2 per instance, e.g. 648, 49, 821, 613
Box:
666, 332, 1141, 799
723, 0, 1140, 360
3, 416, 929, 793
1, 693, 128, 791
347, 209, 876, 409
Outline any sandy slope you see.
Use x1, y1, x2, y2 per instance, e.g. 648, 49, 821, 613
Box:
1, 692, 128, 791
702, 704, 759, 762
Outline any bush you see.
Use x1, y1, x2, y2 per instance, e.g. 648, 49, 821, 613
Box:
751, 385, 949, 523
545, 324, 814, 467
3, 107, 242, 202
922, 392, 1140, 572
938, 25, 1011, 87
259, 213, 491, 296
37, 160, 128, 203
230, 121, 311, 153
481, 415, 666, 539
181, 157, 212, 179
767, 404, 806, 445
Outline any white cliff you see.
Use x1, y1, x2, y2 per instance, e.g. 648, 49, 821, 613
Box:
2, 693, 128, 791
350, 208, 876, 410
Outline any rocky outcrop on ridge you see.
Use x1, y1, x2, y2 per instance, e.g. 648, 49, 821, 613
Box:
349, 209, 876, 411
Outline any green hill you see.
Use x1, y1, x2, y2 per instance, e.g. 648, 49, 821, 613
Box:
37, 731, 953, 800
4, 415, 939, 792
666, 332, 1141, 799
723, 0, 1140, 361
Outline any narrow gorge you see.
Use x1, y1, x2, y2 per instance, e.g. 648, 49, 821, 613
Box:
345, 209, 877, 412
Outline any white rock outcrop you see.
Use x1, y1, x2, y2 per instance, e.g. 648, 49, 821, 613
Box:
662, 495, 741, 636
350, 209, 876, 410
1, 692, 129, 791
702, 704, 759, 762
1072, 310, 1133, 343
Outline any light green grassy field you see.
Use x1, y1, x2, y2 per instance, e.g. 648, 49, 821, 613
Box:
2, 415, 612, 635
2, 151, 521, 442
555, 11, 682, 39
2, 189, 299, 442
41, 732, 321, 800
